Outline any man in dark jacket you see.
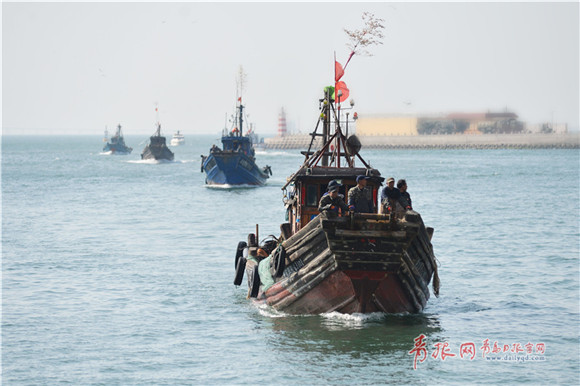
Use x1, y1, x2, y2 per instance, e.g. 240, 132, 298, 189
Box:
318, 180, 349, 216
380, 177, 400, 213
348, 175, 375, 213
397, 179, 412, 210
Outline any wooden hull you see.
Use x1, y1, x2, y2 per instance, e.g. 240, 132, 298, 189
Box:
253, 211, 438, 314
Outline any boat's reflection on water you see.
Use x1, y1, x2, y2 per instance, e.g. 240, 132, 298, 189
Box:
253, 306, 442, 356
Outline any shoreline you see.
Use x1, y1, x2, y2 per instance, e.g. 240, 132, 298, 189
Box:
263, 133, 580, 150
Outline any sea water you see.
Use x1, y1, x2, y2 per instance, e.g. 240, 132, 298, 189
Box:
2, 135, 579, 384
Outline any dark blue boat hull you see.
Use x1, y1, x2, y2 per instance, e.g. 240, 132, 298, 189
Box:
103, 143, 132, 154
203, 152, 269, 186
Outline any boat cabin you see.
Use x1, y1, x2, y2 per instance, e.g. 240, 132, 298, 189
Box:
150, 135, 167, 145
149, 123, 167, 144
285, 167, 383, 235
218, 135, 255, 157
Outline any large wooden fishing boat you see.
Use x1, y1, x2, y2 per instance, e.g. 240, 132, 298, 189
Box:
233, 85, 439, 315
234, 14, 438, 314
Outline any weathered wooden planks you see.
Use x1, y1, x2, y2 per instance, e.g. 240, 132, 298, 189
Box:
257, 209, 437, 314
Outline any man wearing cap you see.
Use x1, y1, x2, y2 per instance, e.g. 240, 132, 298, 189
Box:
380, 177, 401, 213
318, 180, 349, 216
348, 175, 375, 213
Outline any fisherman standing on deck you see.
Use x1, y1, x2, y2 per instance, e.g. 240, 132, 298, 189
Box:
380, 177, 401, 213
397, 179, 412, 210
348, 175, 375, 213
319, 180, 349, 216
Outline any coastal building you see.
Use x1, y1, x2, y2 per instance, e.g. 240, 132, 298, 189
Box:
263, 109, 574, 149
355, 111, 529, 136
524, 122, 568, 134
355, 115, 418, 136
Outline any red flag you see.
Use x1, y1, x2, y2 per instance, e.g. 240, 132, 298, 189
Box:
335, 61, 344, 82
335, 81, 349, 102
238, 97, 241, 102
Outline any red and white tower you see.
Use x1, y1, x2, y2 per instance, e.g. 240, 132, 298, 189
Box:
277, 108, 287, 137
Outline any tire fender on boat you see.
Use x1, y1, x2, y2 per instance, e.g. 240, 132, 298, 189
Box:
234, 256, 246, 286
248, 265, 260, 298
235, 241, 247, 268
273, 245, 286, 277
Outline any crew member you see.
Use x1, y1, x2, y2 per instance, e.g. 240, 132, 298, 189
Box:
318, 180, 349, 216
348, 175, 375, 213
380, 177, 401, 213
397, 179, 412, 210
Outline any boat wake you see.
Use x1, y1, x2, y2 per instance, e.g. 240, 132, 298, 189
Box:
255, 150, 302, 157
321, 311, 386, 327
255, 303, 289, 318
99, 151, 113, 156
204, 183, 263, 189
127, 159, 178, 165
254, 304, 386, 323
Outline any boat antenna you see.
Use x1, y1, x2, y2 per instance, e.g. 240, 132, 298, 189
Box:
238, 98, 244, 137
154, 103, 161, 136
235, 66, 247, 137
223, 113, 228, 136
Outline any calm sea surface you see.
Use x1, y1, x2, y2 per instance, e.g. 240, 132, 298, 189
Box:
2, 135, 579, 384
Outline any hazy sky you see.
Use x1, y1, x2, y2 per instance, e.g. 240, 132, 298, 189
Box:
2, 1, 579, 135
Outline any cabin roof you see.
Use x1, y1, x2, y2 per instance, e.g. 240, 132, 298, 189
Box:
291, 166, 384, 184
221, 135, 251, 143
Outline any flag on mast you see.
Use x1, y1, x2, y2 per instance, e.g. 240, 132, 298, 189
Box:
335, 81, 350, 103
335, 61, 344, 82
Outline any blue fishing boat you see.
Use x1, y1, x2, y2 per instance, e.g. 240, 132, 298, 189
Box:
103, 124, 132, 154
201, 98, 271, 186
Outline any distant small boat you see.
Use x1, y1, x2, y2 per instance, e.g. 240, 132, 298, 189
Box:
103, 124, 132, 154
141, 123, 174, 161
170, 131, 185, 146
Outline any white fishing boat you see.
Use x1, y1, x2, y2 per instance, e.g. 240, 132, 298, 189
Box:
170, 131, 185, 146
